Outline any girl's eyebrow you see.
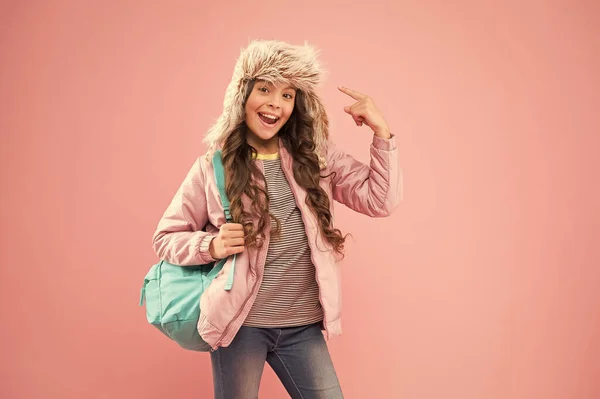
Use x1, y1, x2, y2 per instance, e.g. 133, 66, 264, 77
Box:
267, 82, 295, 90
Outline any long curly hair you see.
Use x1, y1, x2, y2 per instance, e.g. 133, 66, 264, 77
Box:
220, 80, 347, 256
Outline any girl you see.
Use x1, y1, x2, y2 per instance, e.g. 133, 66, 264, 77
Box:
152, 40, 402, 399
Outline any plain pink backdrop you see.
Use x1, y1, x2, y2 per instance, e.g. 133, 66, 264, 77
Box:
1, 1, 599, 398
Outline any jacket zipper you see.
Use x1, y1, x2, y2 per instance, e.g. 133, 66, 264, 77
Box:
281, 155, 330, 339
211, 155, 331, 350
211, 161, 269, 351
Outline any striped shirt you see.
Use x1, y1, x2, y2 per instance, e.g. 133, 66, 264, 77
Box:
243, 153, 324, 328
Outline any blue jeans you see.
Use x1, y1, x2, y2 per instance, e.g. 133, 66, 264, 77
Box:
210, 323, 344, 399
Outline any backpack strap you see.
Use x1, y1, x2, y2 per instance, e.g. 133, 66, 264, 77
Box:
212, 150, 236, 291
212, 150, 232, 223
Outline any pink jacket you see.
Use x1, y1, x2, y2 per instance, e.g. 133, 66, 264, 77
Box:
152, 135, 402, 350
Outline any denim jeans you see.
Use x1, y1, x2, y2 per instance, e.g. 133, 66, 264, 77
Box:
210, 322, 344, 399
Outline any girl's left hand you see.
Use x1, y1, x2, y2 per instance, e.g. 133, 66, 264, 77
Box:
338, 86, 391, 139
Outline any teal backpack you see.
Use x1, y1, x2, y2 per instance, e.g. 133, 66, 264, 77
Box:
139, 150, 237, 351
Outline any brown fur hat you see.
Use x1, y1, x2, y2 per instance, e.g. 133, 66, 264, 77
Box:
203, 40, 329, 167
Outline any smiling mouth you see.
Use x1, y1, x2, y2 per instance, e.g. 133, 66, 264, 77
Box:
258, 112, 279, 125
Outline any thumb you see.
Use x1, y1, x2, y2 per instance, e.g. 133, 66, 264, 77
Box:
343, 106, 352, 114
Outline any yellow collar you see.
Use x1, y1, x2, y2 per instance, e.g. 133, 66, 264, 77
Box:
253, 152, 279, 160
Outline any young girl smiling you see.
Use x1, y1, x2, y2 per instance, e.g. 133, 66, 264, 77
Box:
153, 40, 402, 398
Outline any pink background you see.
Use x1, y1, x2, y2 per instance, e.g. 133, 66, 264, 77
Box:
1, 1, 599, 398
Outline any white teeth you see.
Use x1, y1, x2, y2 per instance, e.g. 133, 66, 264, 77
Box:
259, 113, 278, 120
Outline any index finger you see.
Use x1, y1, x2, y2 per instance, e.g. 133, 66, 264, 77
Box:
223, 223, 244, 230
338, 85, 367, 100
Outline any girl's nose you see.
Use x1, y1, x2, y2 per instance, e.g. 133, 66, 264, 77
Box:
268, 96, 281, 108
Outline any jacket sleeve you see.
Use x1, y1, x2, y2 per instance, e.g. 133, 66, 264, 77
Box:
151, 157, 218, 266
326, 134, 402, 217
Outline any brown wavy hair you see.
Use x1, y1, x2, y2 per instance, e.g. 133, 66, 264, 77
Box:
220, 80, 347, 256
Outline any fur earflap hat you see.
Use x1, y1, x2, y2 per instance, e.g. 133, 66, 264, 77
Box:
203, 40, 329, 167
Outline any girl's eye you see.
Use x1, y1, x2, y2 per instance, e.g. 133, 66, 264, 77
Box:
259, 87, 269, 93
283, 93, 293, 99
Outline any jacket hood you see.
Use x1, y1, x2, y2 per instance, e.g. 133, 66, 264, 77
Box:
203, 40, 329, 167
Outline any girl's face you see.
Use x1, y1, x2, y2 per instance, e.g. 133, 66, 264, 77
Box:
244, 80, 296, 153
